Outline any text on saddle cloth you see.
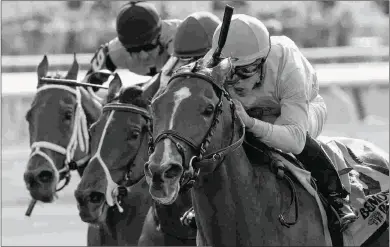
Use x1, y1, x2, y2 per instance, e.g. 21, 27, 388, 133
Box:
342, 190, 389, 246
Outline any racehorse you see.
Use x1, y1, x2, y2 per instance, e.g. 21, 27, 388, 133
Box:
144, 55, 389, 246
23, 55, 114, 245
74, 73, 197, 246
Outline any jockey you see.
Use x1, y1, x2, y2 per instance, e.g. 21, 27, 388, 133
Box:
158, 11, 222, 90
204, 14, 358, 232
86, 1, 182, 85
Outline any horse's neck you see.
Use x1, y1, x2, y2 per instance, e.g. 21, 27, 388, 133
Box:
193, 146, 286, 247
155, 189, 195, 234
106, 179, 153, 245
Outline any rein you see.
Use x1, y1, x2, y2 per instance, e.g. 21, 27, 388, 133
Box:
90, 102, 152, 213
148, 64, 299, 228
149, 69, 246, 191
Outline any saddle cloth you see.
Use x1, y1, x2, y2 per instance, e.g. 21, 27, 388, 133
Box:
271, 136, 389, 246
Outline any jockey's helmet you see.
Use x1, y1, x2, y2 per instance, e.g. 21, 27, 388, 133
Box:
116, 1, 162, 50
173, 12, 221, 59
209, 14, 270, 67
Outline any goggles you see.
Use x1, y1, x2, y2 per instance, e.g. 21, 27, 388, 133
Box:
227, 58, 265, 84
125, 35, 164, 54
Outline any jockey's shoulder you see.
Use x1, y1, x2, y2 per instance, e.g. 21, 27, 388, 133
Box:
270, 36, 300, 52
268, 36, 313, 76
107, 37, 124, 53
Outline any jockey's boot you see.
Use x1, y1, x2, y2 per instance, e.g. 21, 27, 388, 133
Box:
295, 134, 359, 232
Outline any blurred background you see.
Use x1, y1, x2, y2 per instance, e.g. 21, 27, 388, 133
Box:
1, 1, 389, 246
1, 1, 389, 55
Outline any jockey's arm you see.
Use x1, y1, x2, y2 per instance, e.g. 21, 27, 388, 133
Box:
86, 43, 117, 76
247, 69, 310, 154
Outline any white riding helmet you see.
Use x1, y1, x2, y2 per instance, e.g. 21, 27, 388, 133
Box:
206, 14, 270, 66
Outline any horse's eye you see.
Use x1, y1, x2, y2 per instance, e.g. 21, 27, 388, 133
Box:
202, 104, 214, 116
64, 111, 73, 121
127, 130, 140, 141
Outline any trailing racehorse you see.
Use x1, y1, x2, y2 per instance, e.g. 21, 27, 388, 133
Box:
74, 73, 197, 245
23, 55, 115, 245
144, 55, 389, 246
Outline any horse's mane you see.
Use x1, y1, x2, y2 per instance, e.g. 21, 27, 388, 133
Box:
118, 85, 149, 109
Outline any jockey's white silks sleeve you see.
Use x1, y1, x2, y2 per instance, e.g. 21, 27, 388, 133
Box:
248, 69, 312, 154
307, 95, 327, 138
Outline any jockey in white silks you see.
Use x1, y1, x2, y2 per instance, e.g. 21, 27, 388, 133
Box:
85, 1, 182, 80
203, 14, 359, 232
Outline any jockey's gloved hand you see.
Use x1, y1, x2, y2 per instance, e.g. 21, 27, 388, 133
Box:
233, 99, 255, 128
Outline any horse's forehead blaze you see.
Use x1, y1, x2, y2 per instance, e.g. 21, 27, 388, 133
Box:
169, 86, 192, 129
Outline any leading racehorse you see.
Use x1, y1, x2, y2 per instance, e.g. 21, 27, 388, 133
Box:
144, 54, 389, 246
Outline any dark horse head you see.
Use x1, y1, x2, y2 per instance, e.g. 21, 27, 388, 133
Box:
24, 55, 102, 203
144, 56, 236, 204
74, 74, 153, 226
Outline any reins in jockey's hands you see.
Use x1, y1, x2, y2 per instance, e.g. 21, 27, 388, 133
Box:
232, 99, 255, 129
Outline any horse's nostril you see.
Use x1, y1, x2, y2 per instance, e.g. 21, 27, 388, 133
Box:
89, 192, 104, 204
164, 163, 183, 179
38, 171, 54, 183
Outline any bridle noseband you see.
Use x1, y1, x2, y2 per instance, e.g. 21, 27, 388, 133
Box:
148, 66, 246, 191
91, 102, 152, 212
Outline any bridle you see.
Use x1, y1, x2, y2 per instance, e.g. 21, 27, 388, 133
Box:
90, 102, 152, 212
148, 61, 246, 190
148, 61, 300, 228
28, 84, 90, 192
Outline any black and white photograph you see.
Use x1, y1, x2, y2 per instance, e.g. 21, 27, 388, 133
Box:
1, 1, 389, 246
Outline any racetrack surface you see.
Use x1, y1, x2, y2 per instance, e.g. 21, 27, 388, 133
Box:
2, 148, 88, 246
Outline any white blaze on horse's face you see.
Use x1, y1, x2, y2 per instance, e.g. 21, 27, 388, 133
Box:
162, 87, 192, 163
169, 87, 192, 129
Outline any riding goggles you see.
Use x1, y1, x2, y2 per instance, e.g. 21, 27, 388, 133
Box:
227, 58, 266, 84
125, 35, 164, 54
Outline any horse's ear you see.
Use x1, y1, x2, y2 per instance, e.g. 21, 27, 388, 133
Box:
65, 53, 79, 80
106, 73, 122, 102
37, 55, 49, 80
142, 72, 162, 102
211, 57, 233, 87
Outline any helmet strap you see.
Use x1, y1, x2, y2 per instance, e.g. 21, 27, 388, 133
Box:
256, 36, 272, 87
